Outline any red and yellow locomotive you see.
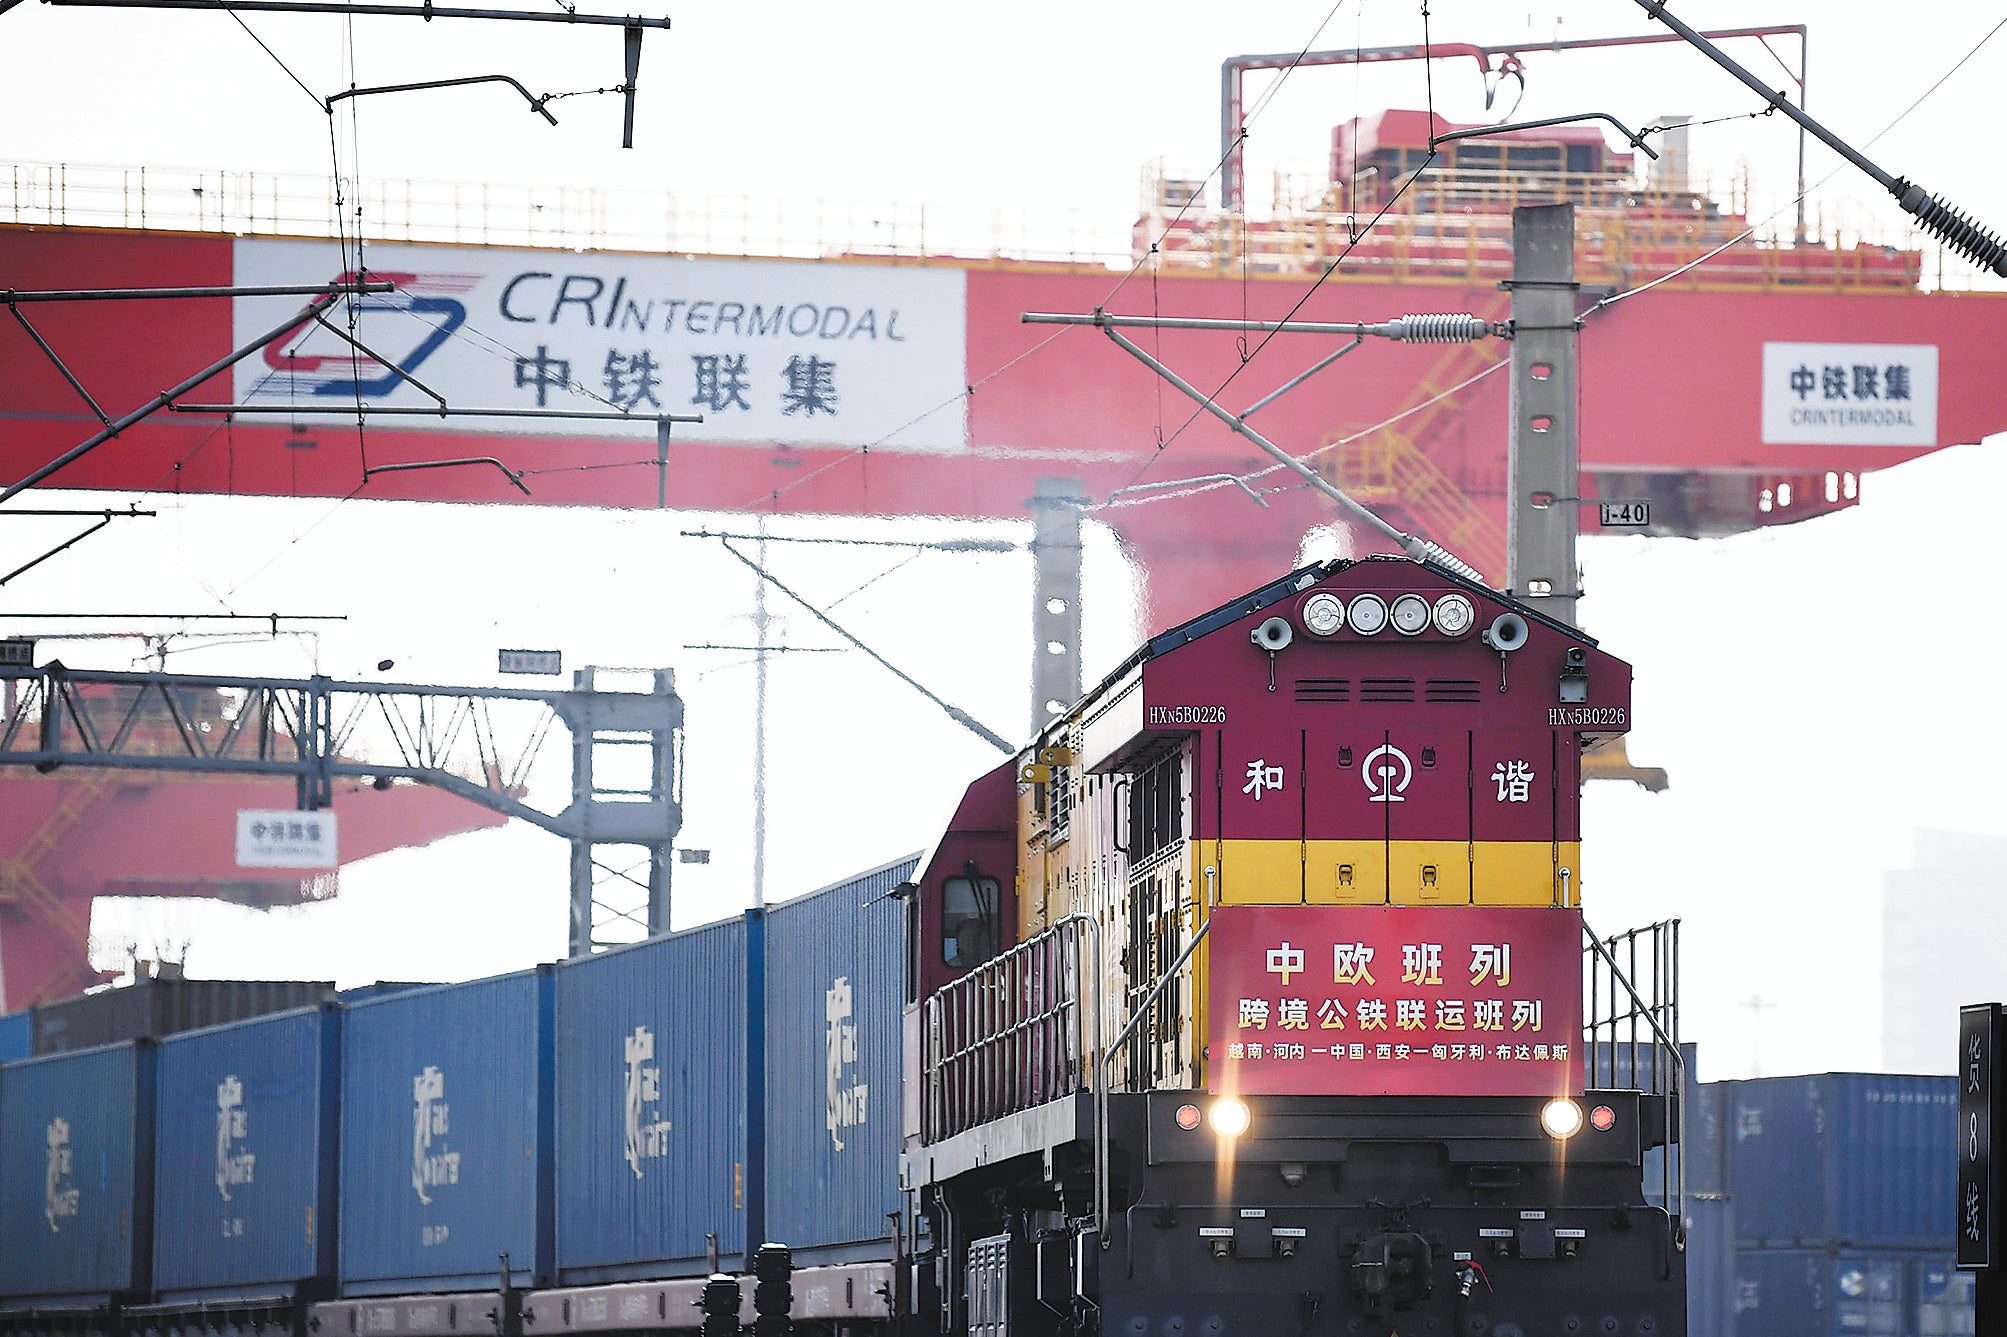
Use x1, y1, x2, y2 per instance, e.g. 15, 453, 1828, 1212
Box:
902, 557, 1682, 1336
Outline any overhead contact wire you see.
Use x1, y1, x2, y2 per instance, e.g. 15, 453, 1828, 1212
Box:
1099, 0, 1349, 313
1092, 359, 1508, 515
1113, 147, 1439, 496
1598, 13, 2007, 310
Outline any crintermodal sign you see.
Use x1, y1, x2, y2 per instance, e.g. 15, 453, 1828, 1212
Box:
1760, 341, 1939, 446
236, 809, 339, 869
1958, 1003, 2000, 1270
1206, 905, 1583, 1097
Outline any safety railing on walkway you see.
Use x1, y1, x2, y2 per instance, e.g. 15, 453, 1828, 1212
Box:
1584, 917, 1684, 1242
922, 915, 1095, 1145
11, 158, 1982, 292
2, 160, 1132, 269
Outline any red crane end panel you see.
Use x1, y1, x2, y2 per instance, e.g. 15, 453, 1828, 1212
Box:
1206, 904, 1584, 1097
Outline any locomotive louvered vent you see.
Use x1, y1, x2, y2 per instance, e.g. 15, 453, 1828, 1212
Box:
1360, 678, 1417, 703
1425, 678, 1483, 703
1295, 678, 1350, 703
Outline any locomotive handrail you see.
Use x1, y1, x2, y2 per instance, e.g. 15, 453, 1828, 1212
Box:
1582, 917, 1685, 1248
1097, 914, 1212, 1244
920, 912, 1101, 1181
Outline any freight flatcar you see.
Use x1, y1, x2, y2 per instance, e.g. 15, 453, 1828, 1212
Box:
0, 559, 1685, 1337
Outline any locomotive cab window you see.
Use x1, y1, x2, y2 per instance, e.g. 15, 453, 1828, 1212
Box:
941, 874, 1002, 969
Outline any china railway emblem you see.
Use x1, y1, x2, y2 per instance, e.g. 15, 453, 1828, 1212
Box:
826, 977, 869, 1151
623, 1025, 671, 1178
1363, 744, 1413, 803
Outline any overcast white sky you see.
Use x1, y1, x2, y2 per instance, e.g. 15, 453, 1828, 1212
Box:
3, 0, 2006, 1078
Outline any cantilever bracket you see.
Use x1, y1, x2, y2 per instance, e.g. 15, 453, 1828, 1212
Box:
0, 290, 350, 506
326, 74, 560, 126
362, 457, 531, 496
1033, 308, 1483, 581
1433, 112, 1660, 160
308, 312, 448, 412
0, 505, 157, 587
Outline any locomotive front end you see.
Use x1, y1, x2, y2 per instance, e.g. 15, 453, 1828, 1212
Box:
904, 558, 1683, 1337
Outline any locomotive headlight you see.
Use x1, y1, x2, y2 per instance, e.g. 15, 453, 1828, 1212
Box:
1432, 593, 1476, 636
1346, 594, 1389, 636
1208, 1097, 1252, 1138
1390, 593, 1431, 636
1540, 1097, 1585, 1140
1300, 591, 1345, 636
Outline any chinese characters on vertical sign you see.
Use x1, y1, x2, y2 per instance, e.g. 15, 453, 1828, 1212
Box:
1206, 906, 1584, 1097
1760, 342, 1938, 446
1957, 1003, 1999, 1270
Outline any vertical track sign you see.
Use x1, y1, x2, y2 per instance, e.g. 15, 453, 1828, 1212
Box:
1959, 1003, 2002, 1270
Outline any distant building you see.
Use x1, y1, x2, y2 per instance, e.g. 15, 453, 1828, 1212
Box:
1882, 830, 2007, 1074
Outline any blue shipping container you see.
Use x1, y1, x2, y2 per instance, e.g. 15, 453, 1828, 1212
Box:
1721, 1074, 1955, 1249
764, 856, 919, 1265
1687, 1081, 1728, 1197
339, 969, 554, 1294
1686, 1198, 1973, 1337
554, 916, 751, 1283
0, 1041, 155, 1303
152, 1005, 338, 1300
1685, 1196, 1734, 1337
0, 1008, 32, 1063
1729, 1249, 1913, 1337
1912, 1260, 1975, 1336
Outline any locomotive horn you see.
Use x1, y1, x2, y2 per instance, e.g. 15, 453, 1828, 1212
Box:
1482, 612, 1530, 653
1251, 616, 1294, 651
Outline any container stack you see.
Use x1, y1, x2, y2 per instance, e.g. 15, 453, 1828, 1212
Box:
1685, 1074, 1973, 1337
0, 976, 336, 1057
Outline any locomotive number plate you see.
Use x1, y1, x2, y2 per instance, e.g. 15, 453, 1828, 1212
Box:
1148, 704, 1226, 726
1548, 706, 1627, 728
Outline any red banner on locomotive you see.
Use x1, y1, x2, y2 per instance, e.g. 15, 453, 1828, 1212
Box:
1206, 904, 1584, 1097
